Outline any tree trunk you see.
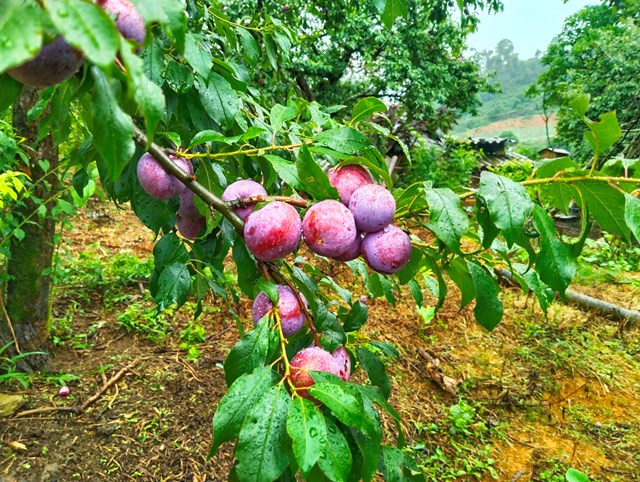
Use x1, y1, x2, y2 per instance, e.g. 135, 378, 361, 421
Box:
0, 87, 59, 372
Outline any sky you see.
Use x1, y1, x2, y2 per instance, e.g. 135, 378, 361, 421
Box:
467, 0, 597, 59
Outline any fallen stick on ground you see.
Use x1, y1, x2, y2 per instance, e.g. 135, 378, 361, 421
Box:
495, 268, 640, 327
14, 359, 138, 418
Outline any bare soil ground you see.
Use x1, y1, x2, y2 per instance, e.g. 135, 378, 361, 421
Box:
1, 201, 639, 482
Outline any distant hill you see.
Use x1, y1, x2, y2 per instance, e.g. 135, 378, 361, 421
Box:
455, 114, 557, 147
453, 39, 551, 144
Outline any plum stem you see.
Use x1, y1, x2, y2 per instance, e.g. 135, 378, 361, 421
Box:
266, 264, 321, 346
132, 125, 245, 234
228, 195, 309, 209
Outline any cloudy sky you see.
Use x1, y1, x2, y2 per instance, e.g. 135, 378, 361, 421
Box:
467, 0, 597, 59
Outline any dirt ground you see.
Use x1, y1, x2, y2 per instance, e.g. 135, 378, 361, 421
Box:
1, 201, 639, 482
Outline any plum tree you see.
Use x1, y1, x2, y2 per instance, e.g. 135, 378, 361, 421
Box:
349, 184, 396, 232
302, 199, 357, 257
290, 346, 342, 398
252, 285, 308, 337
96, 0, 145, 45
136, 152, 193, 200
7, 37, 84, 89
332, 346, 351, 381
327, 164, 374, 206
176, 214, 205, 240
221, 179, 268, 221
361, 225, 412, 274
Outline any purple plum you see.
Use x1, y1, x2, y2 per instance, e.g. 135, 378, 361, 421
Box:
332, 347, 351, 382
361, 225, 412, 274
244, 202, 301, 261
97, 0, 145, 46
327, 164, 374, 206
349, 184, 396, 233
8, 37, 84, 89
178, 189, 202, 220
330, 231, 363, 262
137, 152, 193, 200
302, 200, 357, 258
252, 285, 308, 337
290, 346, 342, 399
177, 214, 205, 240
221, 179, 268, 222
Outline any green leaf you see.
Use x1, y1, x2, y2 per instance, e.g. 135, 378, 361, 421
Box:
350, 97, 387, 125
381, 0, 408, 29
479, 171, 534, 246
224, 316, 275, 386
357, 348, 391, 400
189, 130, 242, 148
90, 67, 135, 181
130, 0, 187, 53
396, 248, 423, 285
342, 301, 368, 332
236, 384, 292, 482
425, 187, 469, 252
625, 194, 640, 244
119, 38, 165, 143
380, 446, 404, 482
532, 205, 576, 295
237, 28, 260, 66
309, 382, 363, 429
270, 103, 298, 132
129, 183, 175, 234
232, 241, 260, 297
569, 94, 590, 118
318, 416, 352, 482
0, 75, 22, 113
296, 145, 340, 200
198, 72, 240, 130
565, 468, 590, 482
211, 366, 274, 456
154, 262, 190, 312
584, 111, 622, 157
351, 397, 382, 482
573, 180, 631, 241
45, 0, 119, 68
446, 257, 475, 310
286, 396, 327, 476
467, 261, 503, 331
153, 233, 189, 269
534, 157, 580, 179
515, 264, 553, 314
0, 0, 42, 73
265, 155, 302, 191
355, 385, 404, 447
184, 33, 212, 78
315, 128, 370, 155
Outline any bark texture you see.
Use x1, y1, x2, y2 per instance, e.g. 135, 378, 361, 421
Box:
0, 87, 59, 372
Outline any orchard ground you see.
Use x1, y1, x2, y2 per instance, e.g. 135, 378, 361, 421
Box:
1, 200, 639, 482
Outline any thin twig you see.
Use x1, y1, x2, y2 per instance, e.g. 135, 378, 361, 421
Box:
0, 294, 20, 354
229, 195, 309, 209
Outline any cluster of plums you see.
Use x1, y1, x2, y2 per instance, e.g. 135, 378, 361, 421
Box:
136, 152, 207, 240
6, 0, 144, 89
235, 164, 412, 274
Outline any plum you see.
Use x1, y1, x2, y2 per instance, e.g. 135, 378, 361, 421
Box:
349, 184, 396, 232
327, 164, 374, 206
221, 179, 268, 222
290, 346, 342, 399
361, 225, 412, 274
252, 285, 308, 337
7, 37, 84, 89
97, 0, 145, 45
178, 189, 201, 220
177, 213, 205, 240
137, 152, 193, 200
58, 386, 71, 397
302, 200, 357, 258
330, 231, 363, 262
332, 347, 351, 382
244, 201, 301, 261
